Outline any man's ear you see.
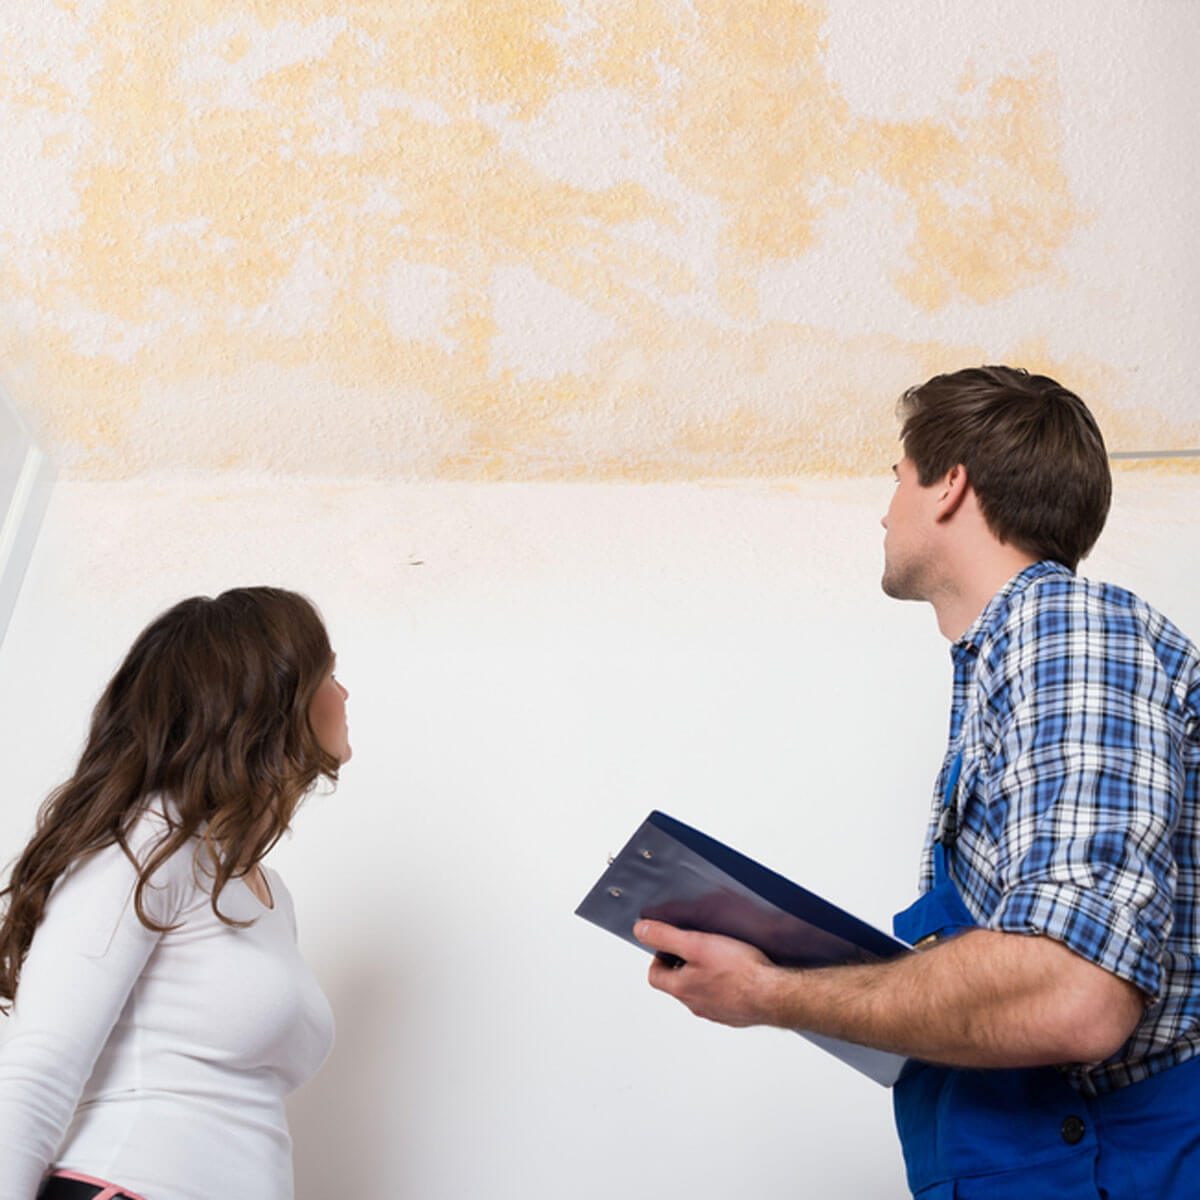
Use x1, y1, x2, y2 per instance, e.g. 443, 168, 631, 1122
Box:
934, 464, 970, 522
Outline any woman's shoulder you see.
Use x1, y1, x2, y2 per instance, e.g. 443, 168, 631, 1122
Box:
52, 799, 204, 922
127, 796, 202, 872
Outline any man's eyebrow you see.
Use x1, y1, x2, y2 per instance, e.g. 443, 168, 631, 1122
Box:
890, 463, 899, 476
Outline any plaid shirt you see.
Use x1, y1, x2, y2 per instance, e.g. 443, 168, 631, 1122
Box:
919, 560, 1200, 1096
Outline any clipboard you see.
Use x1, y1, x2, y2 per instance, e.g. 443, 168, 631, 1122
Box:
575, 810, 914, 1087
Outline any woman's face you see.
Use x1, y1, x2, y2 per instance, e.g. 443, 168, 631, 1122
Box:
310, 656, 351, 764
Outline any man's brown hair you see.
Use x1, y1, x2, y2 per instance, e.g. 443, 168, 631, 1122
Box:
898, 365, 1111, 570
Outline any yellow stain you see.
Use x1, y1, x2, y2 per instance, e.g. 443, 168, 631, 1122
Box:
221, 33, 252, 63
450, 0, 565, 110
1, 0, 1178, 482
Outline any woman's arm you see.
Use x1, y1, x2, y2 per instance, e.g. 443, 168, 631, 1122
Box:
0, 837, 179, 1199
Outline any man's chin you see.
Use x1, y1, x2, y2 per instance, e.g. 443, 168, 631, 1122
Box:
881, 570, 920, 601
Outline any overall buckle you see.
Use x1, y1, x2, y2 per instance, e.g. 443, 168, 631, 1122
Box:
935, 805, 958, 847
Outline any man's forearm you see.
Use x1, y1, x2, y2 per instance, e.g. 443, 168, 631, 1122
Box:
762, 930, 1138, 1066
638, 923, 1144, 1068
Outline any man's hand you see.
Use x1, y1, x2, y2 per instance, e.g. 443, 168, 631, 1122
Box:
634, 920, 782, 1028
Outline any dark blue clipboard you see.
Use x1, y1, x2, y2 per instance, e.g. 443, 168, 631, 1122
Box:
576, 810, 914, 1086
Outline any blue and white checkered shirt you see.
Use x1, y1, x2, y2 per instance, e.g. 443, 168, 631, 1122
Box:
919, 560, 1200, 1096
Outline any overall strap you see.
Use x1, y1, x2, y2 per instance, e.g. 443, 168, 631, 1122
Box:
931, 750, 964, 888
891, 748, 976, 946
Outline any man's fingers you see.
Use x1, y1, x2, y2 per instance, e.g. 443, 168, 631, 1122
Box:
636, 923, 774, 1027
637, 922, 692, 993
634, 919, 693, 959
647, 951, 688, 995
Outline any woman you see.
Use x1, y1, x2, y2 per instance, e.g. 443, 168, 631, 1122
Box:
0, 587, 349, 1200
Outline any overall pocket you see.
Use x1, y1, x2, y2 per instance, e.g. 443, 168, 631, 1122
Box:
897, 1063, 1099, 1195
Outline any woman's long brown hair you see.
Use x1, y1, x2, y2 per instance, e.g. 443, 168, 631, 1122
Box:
0, 586, 339, 1010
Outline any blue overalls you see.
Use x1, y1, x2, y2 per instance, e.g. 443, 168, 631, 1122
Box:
891, 754, 1200, 1198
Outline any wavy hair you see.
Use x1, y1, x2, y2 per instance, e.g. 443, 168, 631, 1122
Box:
0, 586, 338, 1010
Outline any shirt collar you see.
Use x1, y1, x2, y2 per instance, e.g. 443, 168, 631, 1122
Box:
954, 560, 1073, 654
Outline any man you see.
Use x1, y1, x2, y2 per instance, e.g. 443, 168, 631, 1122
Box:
636, 366, 1200, 1197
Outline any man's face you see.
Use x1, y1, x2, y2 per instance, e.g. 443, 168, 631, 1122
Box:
880, 456, 936, 601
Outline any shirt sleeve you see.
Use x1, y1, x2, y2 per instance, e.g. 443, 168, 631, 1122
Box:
0, 827, 189, 1199
980, 595, 1183, 1002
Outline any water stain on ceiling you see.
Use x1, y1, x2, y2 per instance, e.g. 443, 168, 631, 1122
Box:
0, 1, 1194, 479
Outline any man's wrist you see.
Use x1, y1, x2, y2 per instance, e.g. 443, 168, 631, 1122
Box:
753, 961, 802, 1029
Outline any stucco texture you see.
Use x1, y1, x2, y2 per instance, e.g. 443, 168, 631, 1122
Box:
1, 1, 1197, 479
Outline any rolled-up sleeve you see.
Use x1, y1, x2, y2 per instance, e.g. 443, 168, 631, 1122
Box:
981, 607, 1183, 1003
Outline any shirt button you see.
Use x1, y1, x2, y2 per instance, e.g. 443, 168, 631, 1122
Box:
1061, 1115, 1086, 1145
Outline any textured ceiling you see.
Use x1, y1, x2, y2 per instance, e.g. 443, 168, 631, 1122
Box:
1, 1, 1198, 480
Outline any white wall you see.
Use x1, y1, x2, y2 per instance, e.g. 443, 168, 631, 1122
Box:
0, 470, 1197, 1198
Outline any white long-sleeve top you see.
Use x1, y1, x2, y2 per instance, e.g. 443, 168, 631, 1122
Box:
0, 809, 334, 1200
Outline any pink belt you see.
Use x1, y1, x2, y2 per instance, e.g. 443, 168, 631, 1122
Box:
43, 1171, 149, 1200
